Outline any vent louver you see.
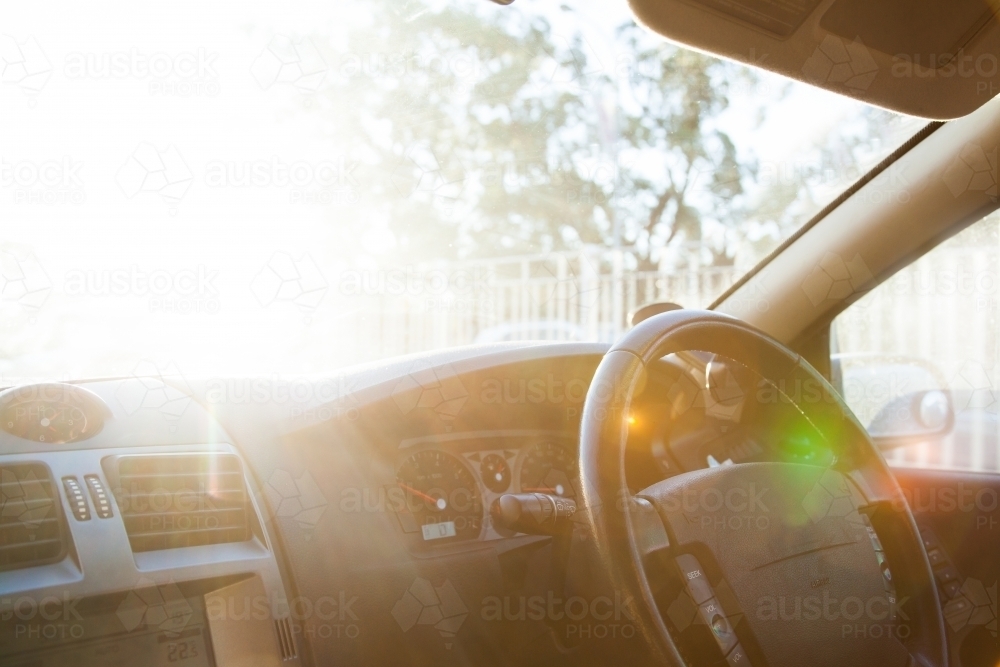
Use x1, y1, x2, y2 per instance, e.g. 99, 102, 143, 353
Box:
110, 454, 252, 552
274, 617, 298, 660
0, 463, 66, 571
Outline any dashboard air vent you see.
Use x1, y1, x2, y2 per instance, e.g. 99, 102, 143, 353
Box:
109, 454, 251, 552
0, 463, 66, 571
274, 617, 298, 660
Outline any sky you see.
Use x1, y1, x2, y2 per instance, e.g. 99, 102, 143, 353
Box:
0, 0, 924, 380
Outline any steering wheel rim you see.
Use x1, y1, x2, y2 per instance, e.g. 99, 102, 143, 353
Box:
578, 309, 947, 667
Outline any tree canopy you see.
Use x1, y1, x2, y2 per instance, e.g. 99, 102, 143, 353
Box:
308, 0, 903, 270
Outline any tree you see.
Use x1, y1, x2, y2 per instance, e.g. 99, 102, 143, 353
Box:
308, 0, 913, 276
310, 0, 761, 269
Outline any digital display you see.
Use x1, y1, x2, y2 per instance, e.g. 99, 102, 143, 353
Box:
422, 520, 457, 541
4, 626, 213, 667
0, 592, 215, 667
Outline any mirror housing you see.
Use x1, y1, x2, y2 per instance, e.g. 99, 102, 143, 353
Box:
868, 388, 955, 450
628, 0, 1000, 119
833, 352, 956, 450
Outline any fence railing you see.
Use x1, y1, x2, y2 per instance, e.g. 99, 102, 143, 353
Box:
330, 251, 740, 360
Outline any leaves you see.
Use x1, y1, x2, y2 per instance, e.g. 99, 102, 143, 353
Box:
308, 0, 895, 271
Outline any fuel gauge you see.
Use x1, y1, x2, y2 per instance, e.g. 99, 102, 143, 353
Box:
480, 453, 511, 493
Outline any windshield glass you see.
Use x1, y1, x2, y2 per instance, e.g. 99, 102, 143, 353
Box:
3, 0, 926, 379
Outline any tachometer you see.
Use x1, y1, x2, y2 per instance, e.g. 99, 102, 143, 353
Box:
396, 450, 483, 542
519, 441, 577, 498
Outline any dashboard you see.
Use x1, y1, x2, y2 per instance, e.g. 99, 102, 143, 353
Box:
0, 342, 854, 667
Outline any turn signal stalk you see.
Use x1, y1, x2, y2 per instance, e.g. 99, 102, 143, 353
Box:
490, 493, 576, 535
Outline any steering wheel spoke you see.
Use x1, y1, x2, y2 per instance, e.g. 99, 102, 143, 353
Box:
628, 496, 671, 559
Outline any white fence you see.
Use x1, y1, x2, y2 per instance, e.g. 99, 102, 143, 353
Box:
330, 251, 740, 360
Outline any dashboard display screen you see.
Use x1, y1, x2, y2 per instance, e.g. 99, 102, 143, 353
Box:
421, 520, 457, 541
5, 627, 214, 667
0, 592, 215, 667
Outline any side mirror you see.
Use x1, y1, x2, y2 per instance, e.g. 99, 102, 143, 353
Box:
867, 388, 955, 450
834, 353, 955, 451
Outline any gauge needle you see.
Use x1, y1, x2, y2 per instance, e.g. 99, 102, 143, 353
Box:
397, 483, 440, 506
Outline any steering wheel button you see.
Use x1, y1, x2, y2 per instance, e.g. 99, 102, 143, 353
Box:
935, 565, 959, 585
676, 554, 714, 604
919, 528, 940, 551
943, 580, 962, 599
926, 548, 945, 567
865, 525, 884, 551
726, 643, 749, 667
697, 598, 736, 654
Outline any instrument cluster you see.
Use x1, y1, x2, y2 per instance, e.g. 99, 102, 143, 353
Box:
394, 434, 578, 546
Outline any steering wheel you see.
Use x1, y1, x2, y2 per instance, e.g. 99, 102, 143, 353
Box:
578, 310, 947, 667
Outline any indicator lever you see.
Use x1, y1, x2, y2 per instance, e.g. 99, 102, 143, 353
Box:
490, 493, 576, 535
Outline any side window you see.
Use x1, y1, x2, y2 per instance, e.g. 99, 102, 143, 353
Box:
832, 211, 1000, 472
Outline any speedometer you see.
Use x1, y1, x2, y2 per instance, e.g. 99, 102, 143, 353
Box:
396, 450, 483, 542
519, 441, 578, 498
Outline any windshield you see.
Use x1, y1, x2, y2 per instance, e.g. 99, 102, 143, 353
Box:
2, 0, 926, 380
